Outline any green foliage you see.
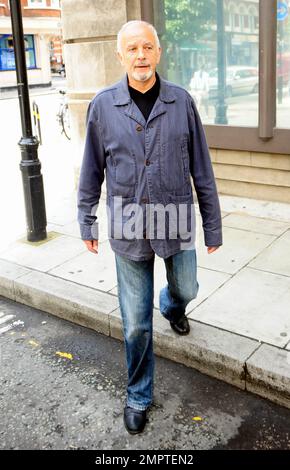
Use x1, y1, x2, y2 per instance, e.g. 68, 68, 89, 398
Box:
164, 0, 216, 45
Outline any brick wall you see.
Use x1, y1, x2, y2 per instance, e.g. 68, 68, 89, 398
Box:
0, 0, 61, 18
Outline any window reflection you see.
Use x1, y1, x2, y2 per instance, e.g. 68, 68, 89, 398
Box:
154, 0, 259, 126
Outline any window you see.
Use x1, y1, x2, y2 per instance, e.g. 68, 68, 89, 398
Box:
234, 13, 240, 28
28, 0, 46, 6
154, 0, 258, 126
228, 3, 236, 30
51, 0, 60, 8
239, 5, 246, 31
0, 34, 36, 71
150, 0, 289, 154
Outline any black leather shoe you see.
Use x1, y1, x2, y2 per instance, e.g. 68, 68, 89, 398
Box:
170, 314, 190, 335
123, 406, 147, 435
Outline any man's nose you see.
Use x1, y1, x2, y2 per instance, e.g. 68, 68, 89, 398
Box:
137, 47, 145, 59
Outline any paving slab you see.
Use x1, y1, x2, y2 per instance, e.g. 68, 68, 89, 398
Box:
109, 285, 118, 296
222, 213, 290, 236
47, 221, 80, 239
48, 240, 117, 292
13, 270, 119, 336
246, 344, 290, 409
249, 229, 290, 277
219, 195, 290, 223
196, 226, 276, 275
0, 259, 31, 300
46, 192, 78, 226
0, 234, 86, 272
47, 219, 109, 242
189, 267, 290, 347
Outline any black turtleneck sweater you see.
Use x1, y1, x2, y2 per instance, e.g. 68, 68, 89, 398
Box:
128, 74, 160, 122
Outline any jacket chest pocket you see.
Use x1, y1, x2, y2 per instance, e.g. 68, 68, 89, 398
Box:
159, 137, 190, 191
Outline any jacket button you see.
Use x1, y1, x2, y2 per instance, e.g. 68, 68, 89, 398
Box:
136, 125, 143, 132
145, 159, 150, 166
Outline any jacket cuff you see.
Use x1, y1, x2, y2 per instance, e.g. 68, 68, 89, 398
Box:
79, 223, 99, 240
204, 229, 223, 247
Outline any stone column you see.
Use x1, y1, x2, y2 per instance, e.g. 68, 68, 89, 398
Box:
61, 0, 143, 187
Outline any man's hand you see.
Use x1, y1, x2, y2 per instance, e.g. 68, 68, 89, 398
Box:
207, 246, 220, 254
84, 239, 98, 254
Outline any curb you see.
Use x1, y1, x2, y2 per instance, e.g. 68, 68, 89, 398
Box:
1, 257, 290, 410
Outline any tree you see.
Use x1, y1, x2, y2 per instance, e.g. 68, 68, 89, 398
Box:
155, 0, 215, 85
163, 0, 215, 45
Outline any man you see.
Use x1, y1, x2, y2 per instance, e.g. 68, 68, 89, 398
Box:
77, 20, 222, 435
189, 63, 210, 117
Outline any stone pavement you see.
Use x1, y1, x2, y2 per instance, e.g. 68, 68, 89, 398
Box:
0, 191, 290, 409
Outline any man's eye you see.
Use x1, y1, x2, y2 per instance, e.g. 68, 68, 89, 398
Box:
128, 48, 136, 52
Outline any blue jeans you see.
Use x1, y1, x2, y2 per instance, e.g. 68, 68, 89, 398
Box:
115, 249, 199, 411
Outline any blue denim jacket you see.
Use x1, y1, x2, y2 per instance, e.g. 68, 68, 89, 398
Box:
77, 74, 222, 261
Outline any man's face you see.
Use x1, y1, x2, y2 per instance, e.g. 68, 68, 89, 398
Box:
118, 24, 161, 83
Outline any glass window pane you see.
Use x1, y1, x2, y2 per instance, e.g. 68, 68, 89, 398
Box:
0, 34, 36, 70
154, 0, 259, 126
0, 48, 15, 70
0, 34, 15, 70
24, 35, 33, 48
29, 0, 46, 4
25, 49, 36, 68
276, 0, 290, 128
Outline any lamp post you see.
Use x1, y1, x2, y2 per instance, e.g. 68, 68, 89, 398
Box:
9, 0, 47, 242
215, 0, 228, 124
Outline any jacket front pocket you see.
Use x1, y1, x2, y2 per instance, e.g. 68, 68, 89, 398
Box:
112, 150, 137, 196
160, 137, 189, 191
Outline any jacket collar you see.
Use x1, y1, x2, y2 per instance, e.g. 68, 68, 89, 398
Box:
113, 73, 176, 106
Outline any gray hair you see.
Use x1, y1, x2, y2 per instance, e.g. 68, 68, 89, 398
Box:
117, 20, 160, 54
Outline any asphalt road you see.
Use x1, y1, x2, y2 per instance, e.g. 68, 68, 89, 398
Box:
0, 295, 290, 451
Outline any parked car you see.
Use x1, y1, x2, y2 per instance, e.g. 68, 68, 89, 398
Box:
208, 66, 259, 98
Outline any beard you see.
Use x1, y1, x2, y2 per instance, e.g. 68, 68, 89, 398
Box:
132, 67, 154, 82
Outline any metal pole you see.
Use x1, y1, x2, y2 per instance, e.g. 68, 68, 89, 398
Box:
259, 0, 277, 139
9, 0, 47, 241
215, 0, 228, 124
140, 0, 154, 24
277, 19, 284, 104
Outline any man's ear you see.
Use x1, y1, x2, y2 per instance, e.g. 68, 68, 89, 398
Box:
156, 47, 162, 65
117, 51, 124, 66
